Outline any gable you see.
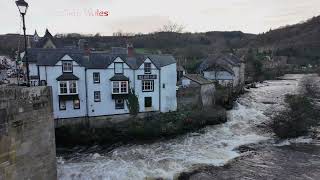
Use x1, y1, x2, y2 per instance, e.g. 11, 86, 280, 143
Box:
138, 58, 158, 70
43, 39, 56, 49
107, 57, 130, 69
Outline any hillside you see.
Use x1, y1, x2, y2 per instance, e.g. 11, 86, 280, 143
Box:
248, 16, 320, 64
1, 15, 320, 65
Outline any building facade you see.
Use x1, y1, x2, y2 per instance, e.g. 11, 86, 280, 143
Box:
25, 48, 177, 119
199, 53, 245, 88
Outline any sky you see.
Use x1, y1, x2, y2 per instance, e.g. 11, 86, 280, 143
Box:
1, 0, 320, 36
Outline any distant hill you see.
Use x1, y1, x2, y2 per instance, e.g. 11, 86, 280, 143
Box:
1, 15, 320, 65
247, 16, 320, 65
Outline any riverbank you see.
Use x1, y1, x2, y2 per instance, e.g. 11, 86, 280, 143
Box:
177, 140, 320, 180
56, 106, 227, 148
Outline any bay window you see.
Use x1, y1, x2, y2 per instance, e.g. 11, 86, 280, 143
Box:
58, 81, 78, 95
112, 81, 128, 94
59, 81, 68, 94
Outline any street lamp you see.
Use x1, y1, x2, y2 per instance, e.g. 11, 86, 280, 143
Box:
16, 0, 30, 87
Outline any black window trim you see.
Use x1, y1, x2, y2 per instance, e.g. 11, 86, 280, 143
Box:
93, 72, 100, 84
115, 99, 125, 109
142, 80, 154, 92
144, 62, 152, 74
62, 60, 73, 73
73, 99, 80, 109
59, 100, 66, 111
94, 91, 101, 102
144, 97, 152, 108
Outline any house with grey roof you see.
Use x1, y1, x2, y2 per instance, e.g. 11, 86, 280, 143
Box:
24, 45, 177, 119
199, 53, 245, 88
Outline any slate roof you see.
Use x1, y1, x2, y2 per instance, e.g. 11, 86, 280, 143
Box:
198, 53, 240, 74
24, 48, 176, 70
56, 73, 79, 81
183, 74, 214, 85
109, 74, 129, 81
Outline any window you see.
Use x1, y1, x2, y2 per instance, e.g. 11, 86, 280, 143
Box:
62, 61, 73, 72
59, 81, 78, 94
59, 100, 66, 110
93, 72, 100, 83
59, 81, 68, 94
30, 80, 37, 86
144, 62, 151, 74
40, 80, 47, 86
94, 91, 101, 102
112, 81, 128, 94
144, 97, 152, 108
114, 63, 123, 74
115, 99, 124, 109
142, 80, 154, 92
69, 81, 77, 94
73, 99, 80, 109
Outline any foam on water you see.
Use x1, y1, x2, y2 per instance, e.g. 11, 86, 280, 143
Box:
57, 75, 305, 180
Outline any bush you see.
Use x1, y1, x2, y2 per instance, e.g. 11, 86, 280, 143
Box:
272, 94, 319, 138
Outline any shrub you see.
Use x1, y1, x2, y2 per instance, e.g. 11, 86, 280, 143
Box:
272, 94, 319, 138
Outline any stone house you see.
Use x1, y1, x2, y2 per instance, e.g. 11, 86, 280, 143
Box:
178, 74, 215, 108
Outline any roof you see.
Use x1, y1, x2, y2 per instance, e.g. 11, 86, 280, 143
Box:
183, 74, 214, 85
199, 53, 240, 74
56, 73, 79, 81
110, 74, 129, 81
24, 48, 176, 70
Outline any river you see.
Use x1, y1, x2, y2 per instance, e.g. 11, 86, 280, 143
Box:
57, 74, 318, 180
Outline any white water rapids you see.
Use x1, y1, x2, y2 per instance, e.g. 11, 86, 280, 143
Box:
57, 74, 305, 180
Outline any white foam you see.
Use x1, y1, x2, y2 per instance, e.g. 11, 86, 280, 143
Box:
57, 75, 305, 180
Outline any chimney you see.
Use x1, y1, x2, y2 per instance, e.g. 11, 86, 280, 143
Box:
79, 39, 90, 57
127, 43, 134, 57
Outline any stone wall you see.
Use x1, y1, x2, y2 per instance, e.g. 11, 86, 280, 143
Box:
177, 87, 202, 110
0, 86, 57, 180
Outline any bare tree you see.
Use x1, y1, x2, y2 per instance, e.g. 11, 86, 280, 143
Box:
159, 21, 184, 33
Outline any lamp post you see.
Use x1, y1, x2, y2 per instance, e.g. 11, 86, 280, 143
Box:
16, 0, 30, 87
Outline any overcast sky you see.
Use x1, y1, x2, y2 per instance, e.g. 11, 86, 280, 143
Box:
1, 0, 320, 36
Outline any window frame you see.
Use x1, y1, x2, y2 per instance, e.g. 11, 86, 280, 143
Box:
114, 62, 124, 74
112, 81, 129, 94
59, 100, 66, 110
142, 80, 154, 92
93, 72, 100, 84
58, 81, 78, 95
94, 91, 101, 102
73, 99, 80, 109
59, 81, 68, 94
62, 61, 73, 73
115, 99, 125, 109
144, 62, 152, 74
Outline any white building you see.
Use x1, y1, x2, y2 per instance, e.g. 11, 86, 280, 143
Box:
199, 53, 245, 88
24, 48, 177, 119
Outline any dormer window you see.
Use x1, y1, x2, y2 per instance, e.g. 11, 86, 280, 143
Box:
114, 63, 123, 74
62, 61, 73, 72
144, 62, 151, 74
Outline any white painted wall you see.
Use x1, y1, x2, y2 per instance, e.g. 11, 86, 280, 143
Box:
29, 63, 38, 76
160, 63, 177, 112
34, 56, 177, 119
134, 58, 160, 112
